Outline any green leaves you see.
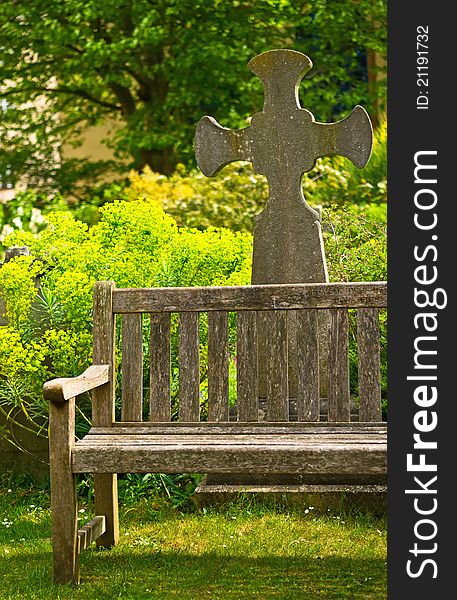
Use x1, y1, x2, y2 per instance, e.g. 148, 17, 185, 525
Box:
0, 197, 253, 446
0, 256, 41, 328
1, 0, 386, 195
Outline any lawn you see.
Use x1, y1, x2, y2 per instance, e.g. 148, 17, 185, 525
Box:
0, 481, 386, 599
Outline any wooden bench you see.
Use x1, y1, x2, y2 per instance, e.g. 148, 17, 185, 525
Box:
45, 280, 387, 584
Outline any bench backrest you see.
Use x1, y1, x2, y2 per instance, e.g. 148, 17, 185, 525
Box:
91, 281, 387, 427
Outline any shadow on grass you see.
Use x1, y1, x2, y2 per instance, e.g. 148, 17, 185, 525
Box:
1, 549, 386, 599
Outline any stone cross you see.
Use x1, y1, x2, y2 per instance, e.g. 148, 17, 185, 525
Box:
195, 48, 373, 286
195, 49, 373, 409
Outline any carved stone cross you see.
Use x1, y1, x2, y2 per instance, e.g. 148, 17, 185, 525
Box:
195, 49, 373, 285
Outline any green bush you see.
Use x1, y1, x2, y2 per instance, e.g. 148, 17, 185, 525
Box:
0, 198, 252, 445
323, 203, 387, 283
302, 121, 387, 208
124, 163, 269, 233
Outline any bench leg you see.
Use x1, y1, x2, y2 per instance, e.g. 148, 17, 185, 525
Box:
49, 398, 79, 584
94, 473, 119, 547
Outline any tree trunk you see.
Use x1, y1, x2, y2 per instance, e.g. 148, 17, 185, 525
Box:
135, 146, 177, 176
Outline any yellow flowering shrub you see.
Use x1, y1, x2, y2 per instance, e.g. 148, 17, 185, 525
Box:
0, 256, 42, 328
0, 199, 252, 444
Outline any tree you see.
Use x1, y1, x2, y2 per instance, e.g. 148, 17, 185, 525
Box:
0, 0, 386, 197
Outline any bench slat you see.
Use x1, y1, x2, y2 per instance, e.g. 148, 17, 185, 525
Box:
92, 281, 116, 426
149, 312, 171, 422
73, 435, 387, 476
266, 311, 289, 421
236, 311, 259, 421
91, 281, 119, 548
207, 311, 229, 421
77, 516, 106, 554
112, 282, 387, 313
121, 313, 143, 422
178, 312, 200, 422
328, 308, 350, 422
296, 308, 319, 421
357, 308, 382, 421
80, 434, 387, 445
90, 422, 387, 435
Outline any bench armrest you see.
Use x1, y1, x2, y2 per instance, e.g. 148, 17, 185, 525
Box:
44, 365, 110, 404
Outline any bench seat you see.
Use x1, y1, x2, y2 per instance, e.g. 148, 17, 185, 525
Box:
73, 422, 387, 476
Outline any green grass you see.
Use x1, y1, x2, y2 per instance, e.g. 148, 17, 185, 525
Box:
0, 482, 386, 599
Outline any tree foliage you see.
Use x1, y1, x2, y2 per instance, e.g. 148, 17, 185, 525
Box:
1, 0, 386, 196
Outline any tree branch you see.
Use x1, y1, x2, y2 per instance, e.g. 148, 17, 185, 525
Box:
108, 82, 136, 116
57, 86, 121, 110
64, 44, 84, 55
120, 65, 156, 102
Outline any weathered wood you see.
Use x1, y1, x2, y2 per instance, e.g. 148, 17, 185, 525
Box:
178, 312, 200, 422
92, 281, 116, 426
77, 516, 106, 553
78, 433, 387, 445
256, 311, 269, 402
236, 311, 259, 421
266, 311, 289, 421
207, 311, 229, 421
149, 312, 171, 422
73, 432, 387, 476
121, 313, 143, 422
296, 309, 319, 421
112, 282, 387, 313
93, 474, 119, 549
92, 281, 119, 548
44, 365, 110, 404
91, 422, 387, 435
327, 309, 350, 422
74, 452, 386, 476
357, 308, 382, 421
49, 397, 79, 584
